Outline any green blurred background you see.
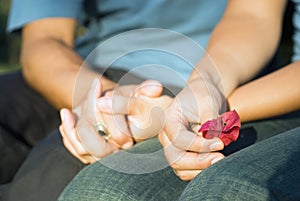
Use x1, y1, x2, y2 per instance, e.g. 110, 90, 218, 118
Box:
0, 0, 21, 73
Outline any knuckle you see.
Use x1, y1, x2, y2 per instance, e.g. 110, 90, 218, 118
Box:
59, 126, 66, 137
198, 153, 211, 161
212, 152, 224, 160
77, 147, 88, 156
176, 171, 191, 181
168, 134, 180, 148
113, 134, 132, 146
166, 152, 184, 169
61, 138, 68, 147
80, 157, 91, 164
170, 161, 181, 169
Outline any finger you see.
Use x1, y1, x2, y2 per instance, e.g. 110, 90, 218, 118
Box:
76, 118, 118, 158
60, 109, 78, 147
63, 137, 97, 164
60, 125, 95, 164
173, 170, 202, 181
112, 84, 136, 97
168, 150, 224, 170
112, 80, 162, 98
60, 121, 107, 164
77, 78, 120, 156
170, 127, 224, 153
60, 108, 79, 149
60, 108, 75, 129
60, 109, 90, 155
97, 95, 146, 115
69, 129, 91, 156
91, 78, 102, 99
97, 80, 163, 115
60, 123, 91, 157
158, 130, 172, 147
159, 130, 186, 167
86, 78, 102, 122
61, 131, 81, 160
101, 113, 134, 149
59, 125, 66, 138
98, 95, 172, 119
160, 131, 224, 171
135, 80, 163, 97
164, 103, 224, 152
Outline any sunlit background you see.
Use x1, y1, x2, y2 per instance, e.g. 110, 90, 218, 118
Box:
0, 0, 21, 73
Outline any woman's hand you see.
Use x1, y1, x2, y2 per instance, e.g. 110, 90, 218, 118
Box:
160, 75, 226, 181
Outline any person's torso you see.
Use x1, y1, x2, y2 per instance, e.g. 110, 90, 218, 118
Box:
77, 0, 227, 87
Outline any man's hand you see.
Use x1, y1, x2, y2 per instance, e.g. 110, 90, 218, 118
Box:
59, 78, 124, 164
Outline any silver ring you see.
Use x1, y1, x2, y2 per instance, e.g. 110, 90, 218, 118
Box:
96, 122, 111, 141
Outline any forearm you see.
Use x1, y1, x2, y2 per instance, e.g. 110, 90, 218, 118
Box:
21, 27, 115, 109
190, 0, 286, 97
228, 61, 300, 122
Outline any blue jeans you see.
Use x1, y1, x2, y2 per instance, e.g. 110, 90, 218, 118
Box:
59, 126, 300, 201
0, 72, 61, 184
0, 72, 85, 201
179, 127, 300, 201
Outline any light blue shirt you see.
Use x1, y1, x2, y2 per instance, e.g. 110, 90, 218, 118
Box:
8, 0, 227, 87
292, 0, 300, 61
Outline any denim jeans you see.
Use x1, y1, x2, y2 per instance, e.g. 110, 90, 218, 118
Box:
0, 69, 177, 201
0, 71, 85, 201
59, 126, 300, 201
1, 71, 300, 201
0, 71, 60, 183
178, 127, 300, 201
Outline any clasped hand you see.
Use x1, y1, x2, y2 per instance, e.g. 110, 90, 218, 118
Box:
59, 78, 169, 164
60, 77, 226, 181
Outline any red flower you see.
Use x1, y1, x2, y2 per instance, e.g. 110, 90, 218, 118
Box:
198, 110, 241, 146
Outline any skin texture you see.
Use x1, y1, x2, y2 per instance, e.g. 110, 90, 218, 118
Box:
23, 0, 291, 181
161, 0, 287, 180
21, 19, 140, 152
60, 80, 167, 163
228, 61, 300, 122
21, 18, 116, 109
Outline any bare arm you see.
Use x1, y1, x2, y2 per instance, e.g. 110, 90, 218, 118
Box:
21, 18, 115, 109
163, 0, 288, 181
190, 0, 287, 97
228, 61, 300, 122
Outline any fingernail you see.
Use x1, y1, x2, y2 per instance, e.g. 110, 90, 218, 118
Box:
97, 97, 112, 111
209, 141, 223, 151
211, 156, 223, 165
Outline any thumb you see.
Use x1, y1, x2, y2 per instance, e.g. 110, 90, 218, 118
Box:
60, 108, 76, 128
135, 80, 163, 98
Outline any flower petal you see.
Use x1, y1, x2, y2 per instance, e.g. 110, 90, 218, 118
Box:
198, 110, 241, 146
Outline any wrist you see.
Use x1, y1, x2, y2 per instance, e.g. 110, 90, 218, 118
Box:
189, 54, 239, 98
